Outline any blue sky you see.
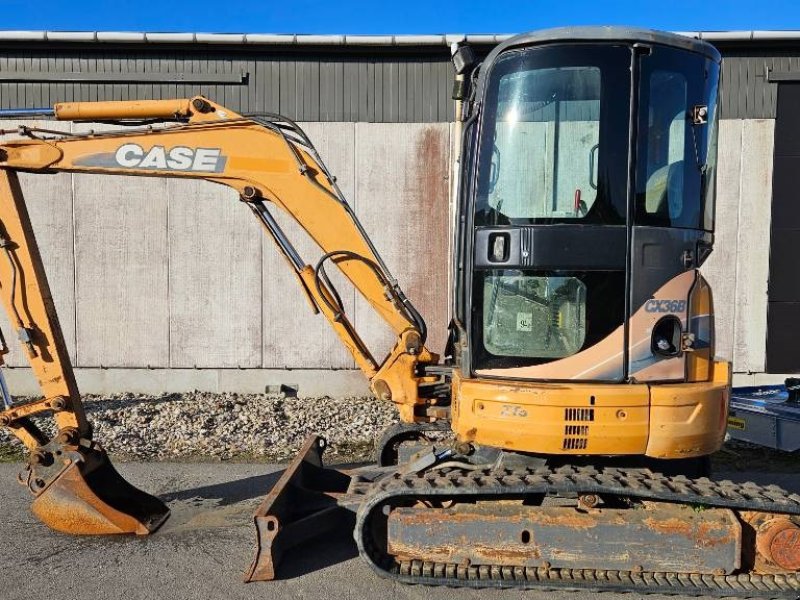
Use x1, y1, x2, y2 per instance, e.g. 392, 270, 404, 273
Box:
2, 0, 799, 34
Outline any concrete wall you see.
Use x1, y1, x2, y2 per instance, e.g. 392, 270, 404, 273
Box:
0, 117, 783, 394
0, 120, 451, 396
699, 119, 777, 385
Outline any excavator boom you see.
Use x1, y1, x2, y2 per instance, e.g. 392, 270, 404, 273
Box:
0, 96, 440, 545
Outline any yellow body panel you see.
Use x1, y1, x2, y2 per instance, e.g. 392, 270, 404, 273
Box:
646, 359, 730, 458
452, 359, 730, 457
452, 373, 651, 454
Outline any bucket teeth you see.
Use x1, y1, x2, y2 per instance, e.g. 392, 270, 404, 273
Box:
26, 443, 169, 535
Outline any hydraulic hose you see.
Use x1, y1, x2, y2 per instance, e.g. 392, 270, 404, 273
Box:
313, 251, 428, 346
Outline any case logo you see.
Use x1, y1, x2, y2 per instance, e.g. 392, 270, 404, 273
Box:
113, 143, 226, 172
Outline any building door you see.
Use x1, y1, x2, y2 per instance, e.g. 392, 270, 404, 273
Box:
766, 83, 800, 372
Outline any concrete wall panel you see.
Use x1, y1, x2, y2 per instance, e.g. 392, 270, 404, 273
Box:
732, 119, 775, 372
72, 127, 170, 367
0, 121, 76, 369
73, 173, 170, 367
353, 123, 451, 359
701, 119, 742, 361
167, 179, 262, 368
72, 172, 169, 367
261, 122, 357, 369
4, 365, 371, 397
15, 171, 77, 367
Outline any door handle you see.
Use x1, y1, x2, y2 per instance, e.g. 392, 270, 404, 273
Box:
589, 144, 599, 190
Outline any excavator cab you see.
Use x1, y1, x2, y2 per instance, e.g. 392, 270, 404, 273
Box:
449, 27, 728, 458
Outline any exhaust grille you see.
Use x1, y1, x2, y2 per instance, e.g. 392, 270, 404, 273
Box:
565, 408, 595, 422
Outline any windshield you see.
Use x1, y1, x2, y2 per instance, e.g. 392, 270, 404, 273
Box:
488, 67, 600, 220
475, 44, 632, 226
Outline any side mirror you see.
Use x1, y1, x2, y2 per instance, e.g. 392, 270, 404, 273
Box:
451, 43, 476, 76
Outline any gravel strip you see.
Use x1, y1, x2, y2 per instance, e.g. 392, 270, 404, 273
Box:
0, 393, 400, 462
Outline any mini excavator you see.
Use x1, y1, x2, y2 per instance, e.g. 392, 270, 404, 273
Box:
1, 26, 800, 597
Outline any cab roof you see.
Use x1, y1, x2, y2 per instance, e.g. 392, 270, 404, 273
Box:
474, 26, 721, 101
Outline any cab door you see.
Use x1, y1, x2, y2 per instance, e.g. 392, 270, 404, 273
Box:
468, 43, 634, 382
628, 46, 720, 381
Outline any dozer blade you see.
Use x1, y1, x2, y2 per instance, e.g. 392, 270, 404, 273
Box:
245, 435, 354, 582
26, 444, 169, 535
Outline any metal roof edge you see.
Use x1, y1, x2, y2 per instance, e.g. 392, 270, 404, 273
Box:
1, 29, 799, 45
752, 30, 800, 40
0, 30, 47, 41
699, 30, 754, 41
95, 31, 147, 42
144, 32, 195, 42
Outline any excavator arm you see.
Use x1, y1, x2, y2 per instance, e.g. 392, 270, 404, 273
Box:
0, 96, 442, 538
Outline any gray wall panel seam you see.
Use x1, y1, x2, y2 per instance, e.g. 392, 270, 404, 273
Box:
70, 164, 79, 365
166, 176, 172, 368
730, 122, 744, 370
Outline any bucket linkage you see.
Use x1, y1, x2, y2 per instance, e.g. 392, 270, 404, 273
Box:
7, 409, 169, 535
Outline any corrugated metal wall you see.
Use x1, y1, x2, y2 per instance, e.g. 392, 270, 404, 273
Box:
0, 43, 798, 120
0, 46, 456, 122
721, 51, 791, 119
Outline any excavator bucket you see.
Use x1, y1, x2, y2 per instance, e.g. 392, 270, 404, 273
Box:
245, 435, 354, 582
27, 445, 169, 535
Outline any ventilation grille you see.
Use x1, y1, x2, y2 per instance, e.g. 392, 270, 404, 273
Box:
562, 437, 588, 450
565, 408, 595, 422
565, 425, 589, 436
562, 419, 590, 451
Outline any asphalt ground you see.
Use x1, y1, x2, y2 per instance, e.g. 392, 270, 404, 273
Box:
1, 460, 799, 600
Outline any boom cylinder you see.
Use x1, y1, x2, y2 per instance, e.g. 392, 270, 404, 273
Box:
53, 99, 194, 121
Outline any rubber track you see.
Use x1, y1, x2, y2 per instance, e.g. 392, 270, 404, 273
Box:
354, 465, 800, 598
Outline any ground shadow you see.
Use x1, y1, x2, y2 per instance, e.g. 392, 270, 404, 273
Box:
712, 444, 800, 494
161, 465, 361, 577
275, 528, 360, 579
161, 471, 283, 506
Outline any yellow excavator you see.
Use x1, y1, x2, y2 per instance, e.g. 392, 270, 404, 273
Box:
1, 26, 799, 597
